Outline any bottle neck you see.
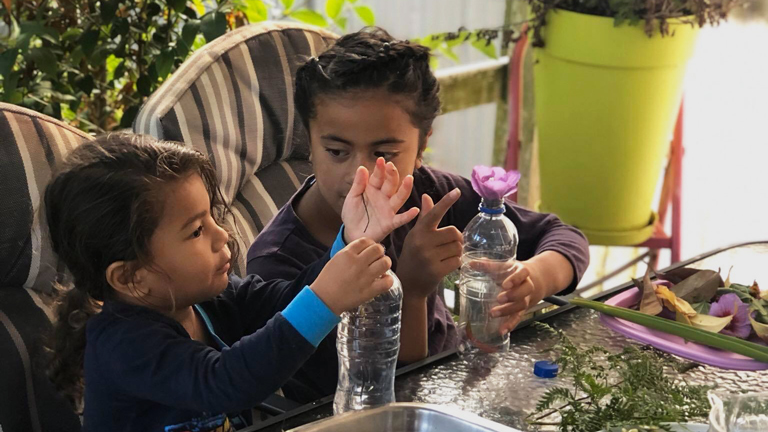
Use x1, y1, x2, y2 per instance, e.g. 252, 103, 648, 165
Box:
479, 198, 504, 215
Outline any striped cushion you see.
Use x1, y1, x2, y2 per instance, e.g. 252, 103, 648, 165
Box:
134, 22, 336, 275
0, 287, 81, 432
0, 103, 93, 294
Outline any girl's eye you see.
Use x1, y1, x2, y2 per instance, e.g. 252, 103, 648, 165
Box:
326, 148, 345, 157
191, 225, 204, 239
375, 152, 397, 161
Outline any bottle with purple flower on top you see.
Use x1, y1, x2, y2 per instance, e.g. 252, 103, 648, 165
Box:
458, 166, 521, 361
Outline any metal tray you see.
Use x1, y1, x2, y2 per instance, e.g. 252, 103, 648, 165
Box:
288, 403, 522, 432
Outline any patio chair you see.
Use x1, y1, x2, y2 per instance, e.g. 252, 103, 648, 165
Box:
0, 102, 90, 432
134, 21, 338, 277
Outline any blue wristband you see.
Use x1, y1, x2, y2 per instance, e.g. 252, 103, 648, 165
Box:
282, 286, 340, 347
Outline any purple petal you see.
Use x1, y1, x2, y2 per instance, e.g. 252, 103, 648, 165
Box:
710, 293, 752, 339
471, 165, 521, 200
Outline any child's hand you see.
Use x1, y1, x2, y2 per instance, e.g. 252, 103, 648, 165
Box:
492, 261, 538, 334
341, 157, 420, 244
397, 190, 463, 301
469, 259, 537, 335
310, 238, 393, 315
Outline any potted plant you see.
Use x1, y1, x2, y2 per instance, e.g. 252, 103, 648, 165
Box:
526, 0, 738, 245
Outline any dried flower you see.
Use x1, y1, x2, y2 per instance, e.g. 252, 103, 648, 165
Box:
710, 293, 752, 339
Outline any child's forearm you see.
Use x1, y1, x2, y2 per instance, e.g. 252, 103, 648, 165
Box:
526, 251, 575, 300
398, 296, 429, 362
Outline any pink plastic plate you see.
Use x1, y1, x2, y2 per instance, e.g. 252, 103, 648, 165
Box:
600, 288, 768, 370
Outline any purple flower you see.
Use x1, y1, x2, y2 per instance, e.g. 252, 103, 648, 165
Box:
709, 293, 752, 339
470, 166, 521, 200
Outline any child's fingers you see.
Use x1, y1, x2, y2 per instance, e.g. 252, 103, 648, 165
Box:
418, 188, 460, 230
490, 297, 529, 318
368, 254, 392, 278
389, 175, 415, 209
499, 312, 524, 335
501, 264, 530, 289
380, 162, 399, 197
345, 237, 376, 255
358, 242, 387, 265
368, 157, 387, 189
347, 166, 369, 201
371, 272, 395, 294
391, 207, 420, 229
434, 226, 463, 246
433, 241, 463, 261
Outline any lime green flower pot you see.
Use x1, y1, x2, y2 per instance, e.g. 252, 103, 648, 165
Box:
534, 9, 699, 245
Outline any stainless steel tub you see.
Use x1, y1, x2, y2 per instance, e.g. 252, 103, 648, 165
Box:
288, 403, 522, 432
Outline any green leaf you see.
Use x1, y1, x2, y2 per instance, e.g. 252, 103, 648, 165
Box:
192, 34, 206, 51
90, 44, 112, 66
0, 48, 19, 79
438, 46, 459, 63
106, 54, 122, 82
19, 21, 60, 45
29, 47, 58, 76
716, 288, 753, 303
119, 105, 140, 128
446, 31, 471, 48
471, 37, 497, 59
192, 0, 206, 16
181, 20, 201, 49
146, 2, 162, 19
289, 9, 328, 27
2, 72, 20, 102
80, 29, 100, 58
113, 60, 126, 81
69, 46, 84, 65
156, 49, 174, 79
75, 75, 95, 95
334, 17, 347, 31
168, 0, 187, 13
137, 74, 153, 97
61, 28, 83, 43
281, 0, 294, 9
429, 56, 438, 71
353, 5, 375, 26
325, 0, 345, 19
691, 301, 711, 315
201, 11, 227, 42
244, 0, 268, 22
110, 18, 130, 38
571, 298, 768, 363
419, 34, 442, 50
100, 0, 119, 23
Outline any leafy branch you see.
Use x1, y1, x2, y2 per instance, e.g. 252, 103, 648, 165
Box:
528, 322, 712, 432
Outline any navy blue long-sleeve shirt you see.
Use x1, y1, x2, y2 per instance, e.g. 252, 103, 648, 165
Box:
82, 249, 340, 432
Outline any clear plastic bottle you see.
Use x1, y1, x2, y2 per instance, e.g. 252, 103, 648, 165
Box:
458, 198, 518, 358
333, 270, 402, 414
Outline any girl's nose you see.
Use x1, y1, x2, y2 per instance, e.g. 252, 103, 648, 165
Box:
212, 222, 229, 251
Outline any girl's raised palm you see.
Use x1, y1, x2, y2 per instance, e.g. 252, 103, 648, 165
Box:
342, 157, 420, 243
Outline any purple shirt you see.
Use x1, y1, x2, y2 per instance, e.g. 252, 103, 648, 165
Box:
247, 165, 589, 401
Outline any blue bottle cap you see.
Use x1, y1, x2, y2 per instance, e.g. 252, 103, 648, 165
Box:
534, 360, 558, 378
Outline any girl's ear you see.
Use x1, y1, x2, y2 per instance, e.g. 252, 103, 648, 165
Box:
106, 261, 150, 300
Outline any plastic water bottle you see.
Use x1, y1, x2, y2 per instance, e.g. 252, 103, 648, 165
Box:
333, 270, 402, 414
458, 198, 518, 359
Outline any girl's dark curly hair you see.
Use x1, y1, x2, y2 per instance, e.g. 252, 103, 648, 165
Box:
295, 27, 441, 152
45, 133, 238, 409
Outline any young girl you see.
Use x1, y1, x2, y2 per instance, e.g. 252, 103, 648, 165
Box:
247, 27, 590, 401
46, 133, 418, 432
